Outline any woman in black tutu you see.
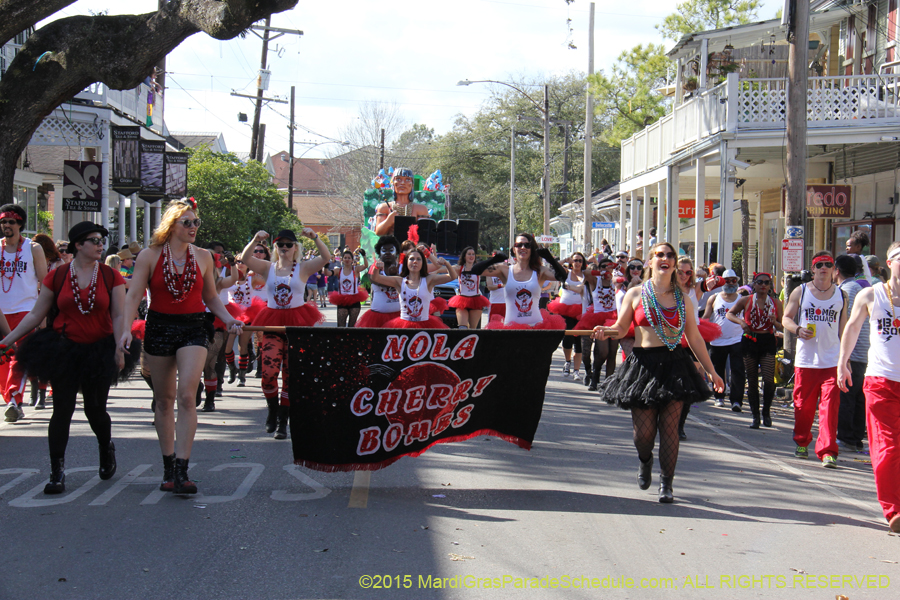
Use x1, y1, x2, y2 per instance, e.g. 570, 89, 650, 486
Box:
0, 222, 132, 494
592, 242, 723, 503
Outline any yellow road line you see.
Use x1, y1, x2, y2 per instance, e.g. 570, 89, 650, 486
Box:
348, 470, 371, 508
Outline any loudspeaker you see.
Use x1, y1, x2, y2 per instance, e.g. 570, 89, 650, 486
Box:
415, 218, 438, 247
393, 216, 416, 243
456, 219, 479, 251
435, 220, 457, 255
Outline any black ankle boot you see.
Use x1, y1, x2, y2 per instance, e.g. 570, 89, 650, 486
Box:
44, 457, 65, 494
35, 389, 46, 410
160, 453, 175, 492
98, 441, 117, 480
265, 398, 279, 434
658, 475, 674, 503
173, 458, 197, 494
762, 411, 772, 427
30, 384, 38, 406
638, 455, 653, 490
273, 405, 289, 440
202, 390, 216, 412
227, 363, 237, 384
750, 416, 760, 429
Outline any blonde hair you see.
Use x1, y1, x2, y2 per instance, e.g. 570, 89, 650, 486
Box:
272, 233, 302, 263
150, 200, 199, 248
644, 242, 679, 290
676, 256, 695, 293
105, 255, 121, 270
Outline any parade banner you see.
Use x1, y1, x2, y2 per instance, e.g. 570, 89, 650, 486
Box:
139, 140, 166, 201
62, 160, 102, 212
110, 126, 140, 195
286, 328, 564, 472
164, 152, 189, 198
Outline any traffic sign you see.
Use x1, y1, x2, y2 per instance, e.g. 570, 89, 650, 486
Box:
782, 238, 804, 272
592, 221, 617, 229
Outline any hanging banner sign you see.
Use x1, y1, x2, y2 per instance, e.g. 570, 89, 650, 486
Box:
286, 328, 563, 472
139, 140, 166, 201
678, 200, 715, 219
62, 160, 103, 212
110, 126, 140, 195
164, 152, 189, 199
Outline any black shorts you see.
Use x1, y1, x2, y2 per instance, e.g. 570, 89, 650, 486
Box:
144, 310, 212, 357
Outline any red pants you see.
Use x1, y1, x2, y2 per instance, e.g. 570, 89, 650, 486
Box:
0, 312, 30, 404
792, 366, 840, 459
864, 377, 900, 522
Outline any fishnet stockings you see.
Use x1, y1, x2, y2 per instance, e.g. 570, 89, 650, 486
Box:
632, 401, 683, 478
744, 352, 776, 416
337, 306, 360, 327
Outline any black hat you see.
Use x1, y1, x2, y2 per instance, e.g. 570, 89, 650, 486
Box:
273, 229, 297, 243
68, 221, 109, 251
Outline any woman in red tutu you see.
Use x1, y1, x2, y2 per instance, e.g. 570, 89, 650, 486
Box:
449, 246, 490, 330
357, 236, 402, 328
481, 233, 567, 331
239, 228, 329, 439
547, 252, 587, 379
370, 248, 457, 329
578, 256, 619, 390
328, 248, 369, 327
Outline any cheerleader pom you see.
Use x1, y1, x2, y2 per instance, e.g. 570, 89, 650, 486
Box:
430, 297, 448, 315
383, 315, 449, 329
328, 289, 369, 307
448, 295, 490, 310
546, 298, 583, 319
239, 296, 267, 324
131, 319, 146, 341
698, 318, 722, 342
0, 343, 15, 365
355, 309, 401, 328
407, 224, 419, 244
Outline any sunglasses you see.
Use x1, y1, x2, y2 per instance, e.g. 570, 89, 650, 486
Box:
678, 269, 693, 276
82, 237, 106, 246
253, 249, 266, 254
629, 265, 643, 270
572, 259, 583, 263
180, 218, 201, 228
813, 261, 834, 269
514, 242, 531, 249
654, 251, 677, 260
276, 242, 294, 249
0, 219, 19, 226
755, 279, 772, 286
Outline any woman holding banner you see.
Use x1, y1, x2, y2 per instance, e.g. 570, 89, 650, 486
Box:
370, 247, 456, 329
592, 242, 723, 503
240, 228, 329, 439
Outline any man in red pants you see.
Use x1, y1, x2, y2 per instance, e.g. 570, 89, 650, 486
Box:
782, 252, 848, 467
839, 241, 900, 532
1, 204, 48, 422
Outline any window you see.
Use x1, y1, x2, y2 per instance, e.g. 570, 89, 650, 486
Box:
13, 186, 38, 234
328, 234, 340, 249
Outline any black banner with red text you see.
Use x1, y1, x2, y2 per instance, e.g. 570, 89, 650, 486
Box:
286, 327, 564, 472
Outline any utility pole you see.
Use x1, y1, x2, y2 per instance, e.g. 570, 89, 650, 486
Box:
543, 84, 551, 236
288, 85, 295, 212
583, 2, 595, 255
256, 124, 266, 162
510, 125, 516, 251
249, 17, 272, 161
784, 0, 809, 370
379, 128, 385, 170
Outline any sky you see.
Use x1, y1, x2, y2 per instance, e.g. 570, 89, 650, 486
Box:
43, 0, 783, 158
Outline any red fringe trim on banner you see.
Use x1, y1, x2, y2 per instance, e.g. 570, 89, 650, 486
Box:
293, 428, 532, 473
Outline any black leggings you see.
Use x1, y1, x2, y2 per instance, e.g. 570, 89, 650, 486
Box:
742, 333, 777, 416
561, 316, 581, 352
48, 375, 113, 459
581, 335, 618, 379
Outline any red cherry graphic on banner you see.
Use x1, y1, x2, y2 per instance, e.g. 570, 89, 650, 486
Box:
383, 363, 460, 429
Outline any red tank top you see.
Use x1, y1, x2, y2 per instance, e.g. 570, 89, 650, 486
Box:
633, 302, 681, 328
148, 248, 206, 314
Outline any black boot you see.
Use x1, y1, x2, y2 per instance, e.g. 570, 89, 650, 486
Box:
30, 384, 38, 406
195, 382, 203, 407
237, 369, 247, 387
159, 453, 175, 492
202, 390, 216, 412
35, 388, 46, 410
227, 363, 238, 384
750, 404, 761, 429
582, 355, 592, 387
638, 454, 653, 490
44, 457, 65, 494
658, 475, 674, 503
173, 458, 197, 494
589, 363, 601, 391
273, 405, 289, 440
216, 362, 225, 397
265, 398, 278, 434
98, 441, 117, 480
762, 397, 773, 427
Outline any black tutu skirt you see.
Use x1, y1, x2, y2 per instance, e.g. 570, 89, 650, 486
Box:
597, 345, 710, 410
15, 329, 139, 386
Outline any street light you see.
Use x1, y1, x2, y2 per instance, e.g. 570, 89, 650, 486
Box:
457, 79, 552, 236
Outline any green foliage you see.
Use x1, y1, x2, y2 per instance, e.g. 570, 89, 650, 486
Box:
732, 245, 743, 280
37, 210, 53, 236
588, 44, 671, 147
186, 147, 301, 251
657, 0, 762, 42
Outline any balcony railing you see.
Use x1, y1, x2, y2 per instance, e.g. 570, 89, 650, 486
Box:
621, 73, 900, 180
75, 81, 162, 130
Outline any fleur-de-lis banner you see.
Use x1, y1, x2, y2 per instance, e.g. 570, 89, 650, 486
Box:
62, 160, 103, 212
286, 328, 564, 472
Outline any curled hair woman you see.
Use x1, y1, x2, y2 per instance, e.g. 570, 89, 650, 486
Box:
328, 248, 369, 327
119, 198, 243, 495
449, 246, 490, 330
369, 247, 457, 329
592, 242, 723, 503
3, 222, 133, 494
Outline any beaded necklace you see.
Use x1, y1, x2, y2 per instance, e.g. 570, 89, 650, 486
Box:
1, 239, 23, 294
69, 262, 99, 315
162, 242, 198, 303
640, 280, 686, 351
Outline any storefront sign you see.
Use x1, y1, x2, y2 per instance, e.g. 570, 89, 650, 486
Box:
782, 238, 804, 272
805, 185, 851, 218
678, 200, 715, 219
62, 160, 102, 212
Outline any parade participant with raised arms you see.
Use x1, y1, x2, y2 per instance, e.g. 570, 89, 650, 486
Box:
838, 241, 900, 532
726, 273, 783, 426
577, 256, 619, 390
356, 236, 402, 328
119, 198, 243, 495
225, 260, 256, 387
592, 242, 724, 503
783, 252, 848, 466
480, 233, 566, 331
0, 203, 48, 423
373, 168, 430, 236
328, 248, 369, 327
248, 243, 270, 379
240, 228, 329, 439
702, 269, 746, 411
369, 247, 457, 329
2, 221, 132, 494
548, 253, 587, 379
449, 246, 490, 330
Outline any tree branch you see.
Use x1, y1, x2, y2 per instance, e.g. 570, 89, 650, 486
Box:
0, 0, 76, 48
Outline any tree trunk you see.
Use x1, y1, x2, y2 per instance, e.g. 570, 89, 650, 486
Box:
0, 0, 297, 205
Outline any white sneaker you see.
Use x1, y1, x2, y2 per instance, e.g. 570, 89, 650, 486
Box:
563, 361, 571, 376
714, 399, 725, 408
572, 370, 581, 381
4, 402, 19, 423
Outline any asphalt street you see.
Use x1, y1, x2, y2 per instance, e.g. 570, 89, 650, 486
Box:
1, 305, 897, 600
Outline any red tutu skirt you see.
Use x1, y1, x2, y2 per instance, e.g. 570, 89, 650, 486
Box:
485, 309, 566, 330
430, 297, 448, 315
238, 296, 267, 324
213, 302, 244, 330
383, 315, 449, 329
488, 304, 506, 319
575, 308, 617, 330
253, 304, 325, 327
546, 299, 583, 319
680, 319, 722, 346
448, 294, 490, 310
355, 309, 400, 328
328, 289, 369, 307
